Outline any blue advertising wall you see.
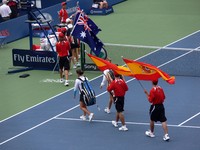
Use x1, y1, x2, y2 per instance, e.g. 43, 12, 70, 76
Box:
12, 49, 58, 70
0, 0, 125, 43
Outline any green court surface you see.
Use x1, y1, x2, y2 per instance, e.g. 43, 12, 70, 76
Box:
0, 0, 200, 121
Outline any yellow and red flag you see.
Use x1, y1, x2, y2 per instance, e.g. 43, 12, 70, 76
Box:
87, 53, 134, 77
123, 58, 175, 84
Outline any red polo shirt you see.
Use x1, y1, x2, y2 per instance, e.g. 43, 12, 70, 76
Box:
59, 9, 68, 23
107, 78, 128, 97
56, 41, 70, 57
148, 86, 165, 105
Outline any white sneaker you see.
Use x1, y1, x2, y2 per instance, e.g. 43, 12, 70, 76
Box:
60, 78, 64, 83
88, 113, 94, 122
73, 65, 77, 69
76, 62, 81, 67
64, 80, 69, 86
80, 115, 86, 121
112, 121, 118, 127
119, 125, 128, 131
163, 134, 170, 141
68, 72, 73, 76
104, 107, 110, 114
145, 130, 155, 138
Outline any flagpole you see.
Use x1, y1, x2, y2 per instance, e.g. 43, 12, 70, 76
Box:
137, 80, 146, 90
70, 10, 82, 34
121, 56, 147, 91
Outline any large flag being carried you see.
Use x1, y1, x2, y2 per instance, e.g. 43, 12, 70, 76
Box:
123, 58, 175, 84
71, 11, 103, 56
87, 53, 134, 77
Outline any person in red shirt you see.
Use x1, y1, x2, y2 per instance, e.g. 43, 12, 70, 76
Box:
59, 2, 68, 23
144, 80, 170, 141
107, 73, 128, 131
56, 32, 71, 86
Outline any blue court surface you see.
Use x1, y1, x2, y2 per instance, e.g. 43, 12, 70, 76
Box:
0, 31, 200, 150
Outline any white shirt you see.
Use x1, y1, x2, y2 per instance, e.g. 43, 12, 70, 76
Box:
100, 69, 110, 87
74, 76, 88, 94
0, 4, 11, 18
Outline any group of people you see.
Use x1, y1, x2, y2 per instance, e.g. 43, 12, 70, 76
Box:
55, 2, 81, 86
0, 0, 19, 22
73, 65, 170, 141
58, 1, 170, 141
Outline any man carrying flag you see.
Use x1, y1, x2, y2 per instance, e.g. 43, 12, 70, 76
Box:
107, 73, 129, 131
144, 80, 170, 141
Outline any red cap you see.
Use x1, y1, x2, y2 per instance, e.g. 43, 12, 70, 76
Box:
61, 2, 66, 6
61, 27, 67, 33
59, 32, 65, 38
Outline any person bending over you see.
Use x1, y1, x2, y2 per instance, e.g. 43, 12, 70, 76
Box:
93, 0, 108, 9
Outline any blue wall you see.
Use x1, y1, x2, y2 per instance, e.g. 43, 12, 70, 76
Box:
0, 0, 125, 44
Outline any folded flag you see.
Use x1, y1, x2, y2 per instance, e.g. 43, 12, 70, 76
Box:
123, 58, 175, 84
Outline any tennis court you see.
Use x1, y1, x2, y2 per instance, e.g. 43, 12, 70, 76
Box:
0, 0, 200, 149
0, 29, 200, 149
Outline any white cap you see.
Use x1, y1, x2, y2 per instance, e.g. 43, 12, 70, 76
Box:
66, 18, 71, 23
67, 24, 73, 29
2, 0, 8, 4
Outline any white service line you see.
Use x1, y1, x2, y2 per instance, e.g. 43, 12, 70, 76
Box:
178, 112, 200, 126
55, 117, 200, 129
0, 105, 79, 146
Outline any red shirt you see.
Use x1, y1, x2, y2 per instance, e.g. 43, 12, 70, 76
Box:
107, 78, 128, 97
59, 9, 68, 23
56, 41, 70, 57
148, 86, 165, 105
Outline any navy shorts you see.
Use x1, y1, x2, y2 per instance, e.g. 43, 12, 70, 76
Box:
59, 56, 70, 70
114, 96, 124, 113
149, 104, 167, 122
79, 93, 84, 102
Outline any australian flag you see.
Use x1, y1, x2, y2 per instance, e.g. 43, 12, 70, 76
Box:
73, 8, 101, 35
71, 12, 103, 56
85, 15, 101, 35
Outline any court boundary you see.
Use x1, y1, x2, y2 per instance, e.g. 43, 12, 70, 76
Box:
1, 30, 200, 146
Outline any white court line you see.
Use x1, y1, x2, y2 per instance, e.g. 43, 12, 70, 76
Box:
0, 105, 79, 146
0, 75, 101, 123
0, 77, 136, 146
178, 112, 200, 126
156, 46, 200, 68
105, 43, 200, 51
0, 87, 120, 146
1, 30, 200, 145
55, 117, 200, 129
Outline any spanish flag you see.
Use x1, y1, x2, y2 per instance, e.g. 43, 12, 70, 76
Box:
123, 58, 175, 84
87, 53, 134, 77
